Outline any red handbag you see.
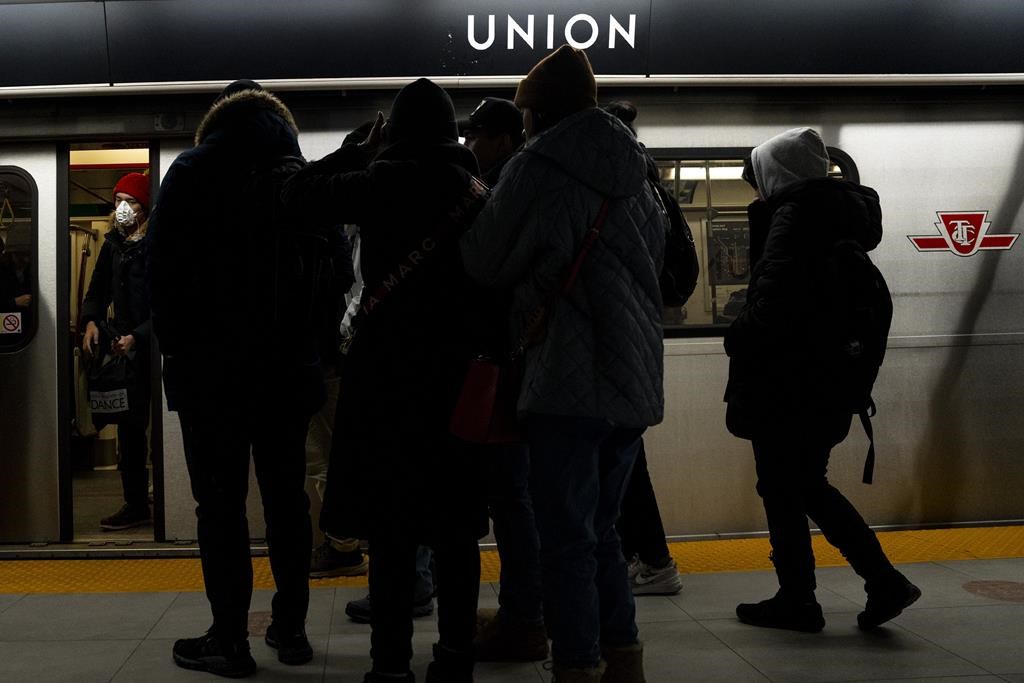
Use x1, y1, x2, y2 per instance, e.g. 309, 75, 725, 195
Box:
449, 355, 524, 444
450, 198, 611, 444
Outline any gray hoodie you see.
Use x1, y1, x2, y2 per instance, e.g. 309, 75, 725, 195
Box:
750, 127, 830, 199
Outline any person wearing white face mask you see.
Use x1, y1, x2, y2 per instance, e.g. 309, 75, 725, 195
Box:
81, 172, 153, 531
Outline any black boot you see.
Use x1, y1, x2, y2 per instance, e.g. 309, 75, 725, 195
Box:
363, 672, 415, 682
265, 621, 313, 665
172, 631, 256, 678
859, 570, 922, 629
425, 643, 474, 683
736, 590, 825, 633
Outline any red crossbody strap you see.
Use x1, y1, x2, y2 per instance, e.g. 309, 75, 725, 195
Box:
562, 198, 610, 293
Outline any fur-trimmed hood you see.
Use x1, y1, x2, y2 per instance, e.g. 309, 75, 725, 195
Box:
194, 88, 300, 147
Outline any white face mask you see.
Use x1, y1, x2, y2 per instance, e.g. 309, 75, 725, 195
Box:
114, 200, 136, 229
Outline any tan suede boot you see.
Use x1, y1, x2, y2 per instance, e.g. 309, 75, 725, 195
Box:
474, 608, 549, 662
601, 642, 645, 683
551, 661, 606, 683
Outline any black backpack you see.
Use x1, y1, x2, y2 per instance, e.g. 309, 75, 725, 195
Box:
242, 155, 331, 330
817, 238, 893, 483
649, 178, 700, 306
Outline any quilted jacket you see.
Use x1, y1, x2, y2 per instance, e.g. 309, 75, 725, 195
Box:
461, 107, 667, 428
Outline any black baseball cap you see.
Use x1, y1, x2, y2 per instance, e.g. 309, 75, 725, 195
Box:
459, 97, 523, 138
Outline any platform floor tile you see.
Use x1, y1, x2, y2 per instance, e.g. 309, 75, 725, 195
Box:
0, 591, 176, 641
0, 639, 139, 683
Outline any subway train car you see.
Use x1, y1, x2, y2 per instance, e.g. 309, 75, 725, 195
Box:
0, 1, 1022, 548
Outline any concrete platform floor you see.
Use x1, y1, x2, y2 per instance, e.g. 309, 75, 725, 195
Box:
0, 557, 1021, 682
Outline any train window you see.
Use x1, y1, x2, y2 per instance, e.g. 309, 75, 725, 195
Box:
651, 148, 857, 335
0, 168, 38, 353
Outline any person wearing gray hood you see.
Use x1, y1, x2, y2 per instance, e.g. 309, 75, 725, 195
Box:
461, 46, 666, 683
725, 128, 920, 633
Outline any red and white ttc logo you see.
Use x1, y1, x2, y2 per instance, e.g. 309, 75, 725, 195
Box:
909, 211, 1019, 256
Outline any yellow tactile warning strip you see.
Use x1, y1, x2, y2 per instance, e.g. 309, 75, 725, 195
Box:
0, 525, 1020, 594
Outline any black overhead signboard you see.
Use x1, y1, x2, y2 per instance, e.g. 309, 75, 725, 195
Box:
0, 1, 108, 87
104, 0, 650, 83
648, 0, 1023, 76
2, 0, 1024, 90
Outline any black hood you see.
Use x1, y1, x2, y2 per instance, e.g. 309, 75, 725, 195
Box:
376, 138, 480, 176
194, 88, 301, 159
768, 177, 883, 252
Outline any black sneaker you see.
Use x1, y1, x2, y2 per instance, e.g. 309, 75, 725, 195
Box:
362, 672, 414, 682
310, 539, 369, 578
172, 632, 256, 678
425, 643, 474, 683
265, 622, 313, 665
345, 593, 435, 624
100, 504, 151, 531
858, 570, 922, 630
736, 591, 825, 633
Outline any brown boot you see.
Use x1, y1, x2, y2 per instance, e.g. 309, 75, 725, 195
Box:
474, 608, 549, 662
552, 661, 606, 683
601, 643, 645, 683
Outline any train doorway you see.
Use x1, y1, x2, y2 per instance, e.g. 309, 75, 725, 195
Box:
66, 142, 163, 543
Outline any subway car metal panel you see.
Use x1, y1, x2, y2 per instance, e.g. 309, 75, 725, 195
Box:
1, 86, 1021, 546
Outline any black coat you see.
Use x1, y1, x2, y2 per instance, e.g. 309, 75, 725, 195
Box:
282, 139, 487, 540
724, 177, 883, 439
81, 229, 151, 348
148, 88, 323, 415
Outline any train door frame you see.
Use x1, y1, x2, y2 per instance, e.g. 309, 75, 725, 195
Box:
58, 140, 166, 543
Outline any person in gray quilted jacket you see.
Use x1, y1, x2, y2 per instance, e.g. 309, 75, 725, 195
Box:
461, 45, 667, 683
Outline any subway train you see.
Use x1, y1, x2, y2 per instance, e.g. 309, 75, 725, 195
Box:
1, 0, 1022, 549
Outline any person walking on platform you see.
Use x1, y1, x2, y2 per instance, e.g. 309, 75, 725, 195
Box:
81, 172, 153, 531
457, 96, 549, 663
282, 78, 489, 683
462, 46, 668, 683
725, 127, 921, 633
149, 80, 323, 677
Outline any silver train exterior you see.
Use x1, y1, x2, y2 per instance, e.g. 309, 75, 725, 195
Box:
1, 85, 1022, 544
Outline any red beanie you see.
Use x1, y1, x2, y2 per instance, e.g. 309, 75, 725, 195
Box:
113, 173, 151, 213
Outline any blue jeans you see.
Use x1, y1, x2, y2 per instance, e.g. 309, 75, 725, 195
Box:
414, 545, 434, 600
527, 414, 644, 669
488, 443, 543, 625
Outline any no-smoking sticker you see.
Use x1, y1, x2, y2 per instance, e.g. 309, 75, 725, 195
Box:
1, 312, 23, 334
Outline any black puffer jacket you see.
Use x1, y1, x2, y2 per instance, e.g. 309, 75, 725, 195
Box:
724, 177, 883, 437
81, 228, 151, 346
148, 88, 323, 415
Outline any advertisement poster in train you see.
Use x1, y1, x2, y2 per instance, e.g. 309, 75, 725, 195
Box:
908, 211, 1020, 256
707, 219, 750, 324
708, 219, 750, 286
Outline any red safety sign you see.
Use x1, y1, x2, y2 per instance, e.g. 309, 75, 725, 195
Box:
1, 312, 23, 334
909, 211, 1019, 256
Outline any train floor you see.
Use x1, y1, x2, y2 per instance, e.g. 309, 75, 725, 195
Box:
0, 527, 1022, 682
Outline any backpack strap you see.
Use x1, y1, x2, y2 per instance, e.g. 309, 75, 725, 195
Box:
859, 398, 877, 484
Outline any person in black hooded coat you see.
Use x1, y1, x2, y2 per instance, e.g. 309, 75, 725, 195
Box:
724, 128, 920, 634
148, 80, 323, 677
282, 78, 488, 683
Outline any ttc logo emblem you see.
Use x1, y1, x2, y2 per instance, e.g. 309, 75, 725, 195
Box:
908, 211, 1019, 256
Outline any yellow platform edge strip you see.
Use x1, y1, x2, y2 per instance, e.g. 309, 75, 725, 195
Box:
1, 525, 1021, 594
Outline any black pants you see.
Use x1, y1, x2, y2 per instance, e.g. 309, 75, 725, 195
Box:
752, 417, 893, 596
487, 443, 543, 625
117, 420, 150, 508
179, 409, 313, 641
616, 442, 671, 566
369, 529, 480, 674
